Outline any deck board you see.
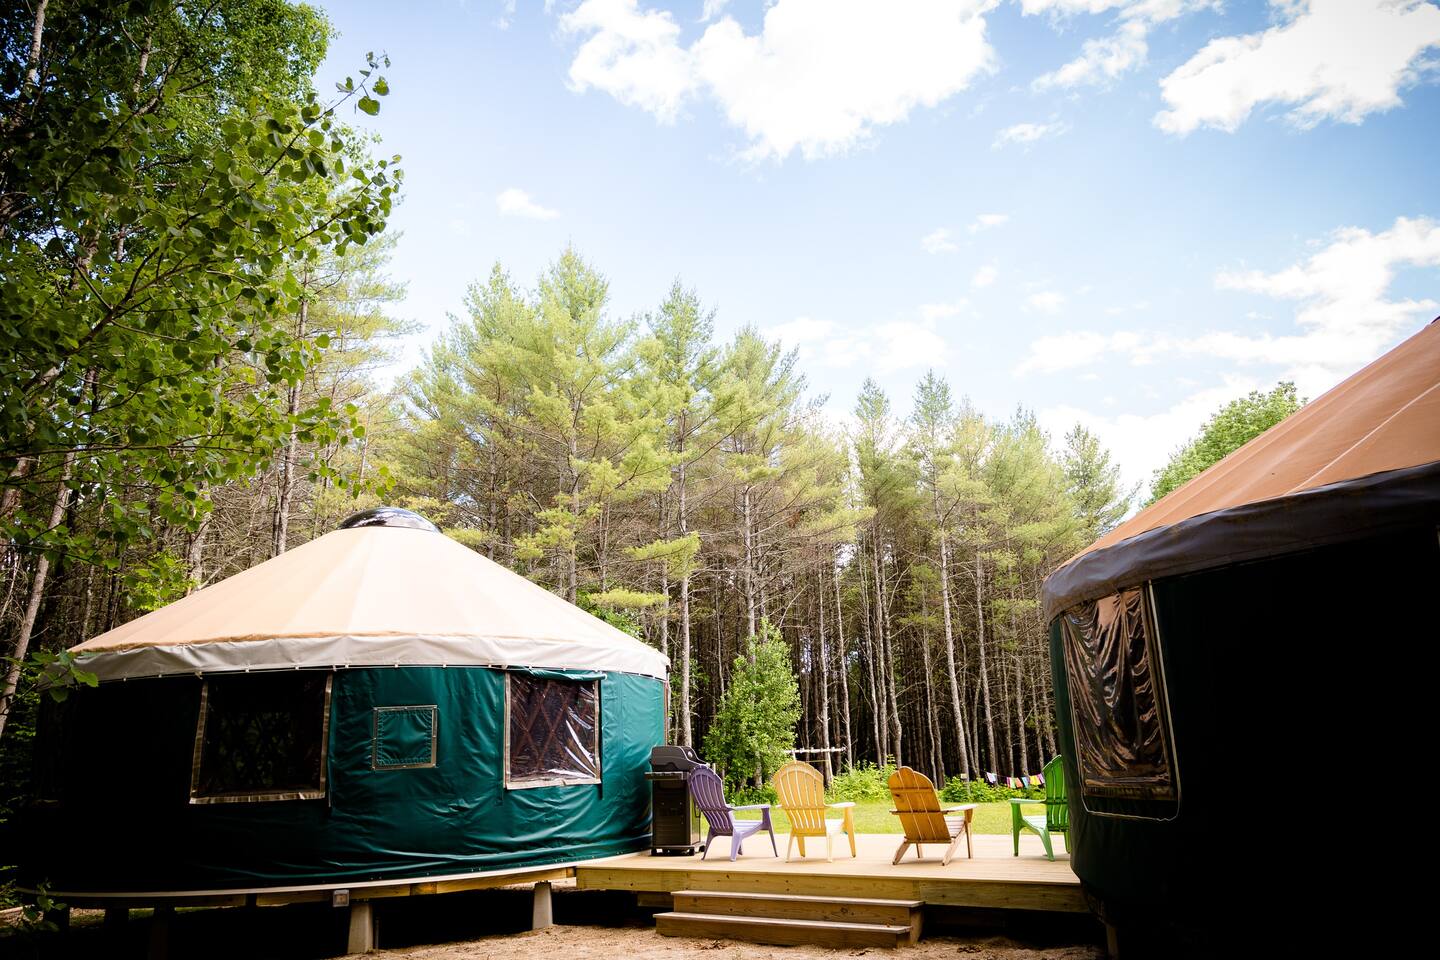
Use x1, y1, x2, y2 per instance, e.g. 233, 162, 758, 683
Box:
575, 833, 1085, 914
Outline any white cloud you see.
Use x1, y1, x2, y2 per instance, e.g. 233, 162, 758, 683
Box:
1038, 375, 1263, 493
562, 0, 697, 121
1026, 290, 1068, 313
1027, 1, 1211, 92
496, 188, 561, 220
700, 1, 732, 21
968, 212, 1009, 233
765, 307, 954, 374
971, 263, 998, 288
1156, 0, 1440, 135
1014, 216, 1440, 397
1033, 19, 1149, 91
921, 227, 959, 254
561, 0, 1001, 161
992, 120, 1067, 149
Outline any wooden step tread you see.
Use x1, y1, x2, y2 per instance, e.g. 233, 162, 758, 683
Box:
660, 912, 911, 933
672, 889, 922, 909
657, 911, 913, 948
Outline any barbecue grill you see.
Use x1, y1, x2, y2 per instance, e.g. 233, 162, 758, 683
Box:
645, 744, 707, 855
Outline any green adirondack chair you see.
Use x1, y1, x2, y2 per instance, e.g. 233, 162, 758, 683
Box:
1009, 756, 1067, 861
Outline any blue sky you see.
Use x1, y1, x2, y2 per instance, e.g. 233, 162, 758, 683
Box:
318, 0, 1440, 490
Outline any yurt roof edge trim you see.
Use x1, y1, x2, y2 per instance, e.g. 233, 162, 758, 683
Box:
74, 633, 669, 683
1041, 457, 1440, 622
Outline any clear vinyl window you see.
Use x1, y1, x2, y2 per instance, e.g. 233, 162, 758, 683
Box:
1060, 586, 1177, 802
190, 672, 332, 804
504, 673, 600, 789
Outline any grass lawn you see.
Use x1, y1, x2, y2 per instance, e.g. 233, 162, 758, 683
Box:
733, 800, 1038, 835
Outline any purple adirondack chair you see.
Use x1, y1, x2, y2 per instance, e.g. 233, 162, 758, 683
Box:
688, 766, 778, 862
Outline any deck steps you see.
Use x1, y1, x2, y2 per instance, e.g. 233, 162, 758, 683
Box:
655, 890, 922, 948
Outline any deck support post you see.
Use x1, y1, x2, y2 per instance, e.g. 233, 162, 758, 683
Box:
147, 904, 173, 960
531, 880, 553, 930
346, 901, 376, 954
1105, 922, 1120, 959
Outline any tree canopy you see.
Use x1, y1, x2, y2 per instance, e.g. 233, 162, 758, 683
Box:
1148, 383, 1304, 504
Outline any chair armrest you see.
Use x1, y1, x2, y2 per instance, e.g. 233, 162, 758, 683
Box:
729, 803, 771, 811
1008, 798, 1042, 805
941, 804, 978, 813
827, 801, 856, 808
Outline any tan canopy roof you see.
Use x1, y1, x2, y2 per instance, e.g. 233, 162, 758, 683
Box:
1044, 319, 1440, 619
72, 525, 669, 681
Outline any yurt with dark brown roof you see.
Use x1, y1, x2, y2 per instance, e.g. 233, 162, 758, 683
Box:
1041, 320, 1440, 949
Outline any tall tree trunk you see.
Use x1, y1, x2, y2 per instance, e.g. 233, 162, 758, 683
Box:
833, 561, 853, 769
678, 460, 693, 746
0, 452, 74, 743
871, 528, 901, 765
974, 543, 997, 774
816, 563, 832, 783
272, 297, 307, 557
742, 486, 756, 639
938, 530, 972, 777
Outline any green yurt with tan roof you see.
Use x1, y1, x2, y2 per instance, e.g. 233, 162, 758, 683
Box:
20, 507, 667, 895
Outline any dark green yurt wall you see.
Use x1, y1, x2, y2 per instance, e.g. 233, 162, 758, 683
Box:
31, 666, 662, 891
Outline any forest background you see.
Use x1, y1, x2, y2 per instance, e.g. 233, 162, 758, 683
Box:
0, 1, 1303, 826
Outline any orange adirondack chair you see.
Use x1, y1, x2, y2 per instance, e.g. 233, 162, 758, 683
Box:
772, 761, 856, 861
887, 766, 977, 866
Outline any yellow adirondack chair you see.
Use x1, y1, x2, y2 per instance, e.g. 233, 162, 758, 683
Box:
773, 761, 856, 861
887, 766, 977, 866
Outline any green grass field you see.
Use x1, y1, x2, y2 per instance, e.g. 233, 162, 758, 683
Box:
732, 800, 1037, 835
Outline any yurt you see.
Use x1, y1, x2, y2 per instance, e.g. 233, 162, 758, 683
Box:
23, 508, 668, 893
1040, 320, 1440, 946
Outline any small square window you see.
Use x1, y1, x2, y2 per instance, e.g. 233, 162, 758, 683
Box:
372, 706, 438, 770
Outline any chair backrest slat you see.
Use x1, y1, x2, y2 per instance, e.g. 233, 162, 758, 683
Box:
688, 766, 735, 836
1042, 755, 1068, 833
887, 766, 949, 842
773, 761, 828, 837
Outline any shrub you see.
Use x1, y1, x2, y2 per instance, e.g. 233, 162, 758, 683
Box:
827, 762, 895, 803
727, 784, 778, 807
939, 776, 1044, 803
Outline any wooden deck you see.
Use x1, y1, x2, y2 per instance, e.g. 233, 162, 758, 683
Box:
575, 832, 1085, 914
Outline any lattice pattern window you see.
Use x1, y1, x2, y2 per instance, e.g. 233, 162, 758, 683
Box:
1060, 586, 1176, 802
505, 674, 600, 788
190, 672, 331, 803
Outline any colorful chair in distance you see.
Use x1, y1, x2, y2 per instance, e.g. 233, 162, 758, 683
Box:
772, 761, 856, 862
688, 765, 778, 862
1009, 755, 1068, 861
886, 765, 977, 865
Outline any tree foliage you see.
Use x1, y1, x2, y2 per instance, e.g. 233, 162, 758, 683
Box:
703, 620, 801, 790
1148, 382, 1304, 504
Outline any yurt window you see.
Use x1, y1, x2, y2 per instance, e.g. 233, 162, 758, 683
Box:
372, 705, 438, 770
504, 672, 600, 789
1060, 586, 1177, 803
190, 672, 332, 803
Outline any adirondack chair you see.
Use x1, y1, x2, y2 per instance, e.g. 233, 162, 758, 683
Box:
1009, 756, 1068, 861
688, 765, 778, 862
772, 761, 856, 861
886, 766, 977, 866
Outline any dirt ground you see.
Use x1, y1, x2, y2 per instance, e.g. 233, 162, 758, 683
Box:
386, 923, 1104, 960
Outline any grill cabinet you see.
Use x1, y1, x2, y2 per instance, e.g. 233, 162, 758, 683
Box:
645, 745, 706, 855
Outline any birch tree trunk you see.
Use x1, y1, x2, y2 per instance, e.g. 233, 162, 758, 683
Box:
0, 452, 74, 743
